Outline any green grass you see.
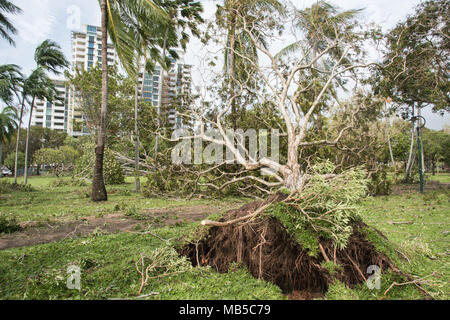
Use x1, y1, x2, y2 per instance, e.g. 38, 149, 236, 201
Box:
0, 225, 284, 300
426, 173, 450, 184
358, 189, 450, 299
0, 176, 241, 223
0, 176, 448, 300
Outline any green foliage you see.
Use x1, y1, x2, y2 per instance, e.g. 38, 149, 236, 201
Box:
0, 213, 22, 234
367, 166, 393, 196
0, 180, 33, 193
3, 151, 23, 170
320, 261, 343, 276
267, 162, 368, 249
74, 143, 124, 185
50, 178, 88, 188
374, 0, 449, 112
34, 146, 79, 175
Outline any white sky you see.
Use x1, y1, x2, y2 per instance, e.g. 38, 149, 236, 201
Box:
0, 0, 448, 130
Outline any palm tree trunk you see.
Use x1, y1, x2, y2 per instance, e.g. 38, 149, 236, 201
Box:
155, 28, 168, 159
134, 82, 140, 193
24, 95, 35, 185
14, 94, 26, 183
0, 142, 2, 166
92, 0, 108, 201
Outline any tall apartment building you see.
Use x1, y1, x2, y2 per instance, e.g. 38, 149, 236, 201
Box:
32, 25, 193, 136
137, 51, 193, 128
67, 24, 119, 136
30, 79, 69, 132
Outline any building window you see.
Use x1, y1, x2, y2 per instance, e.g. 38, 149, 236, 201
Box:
87, 25, 97, 33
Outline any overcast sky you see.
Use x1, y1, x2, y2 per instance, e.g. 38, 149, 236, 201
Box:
0, 0, 448, 130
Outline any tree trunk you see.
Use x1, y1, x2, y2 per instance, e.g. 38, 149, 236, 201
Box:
14, 94, 26, 183
228, 13, 237, 130
385, 102, 395, 167
134, 82, 140, 193
24, 96, 36, 185
155, 28, 168, 159
92, 0, 108, 201
418, 106, 425, 174
404, 112, 416, 181
0, 142, 2, 166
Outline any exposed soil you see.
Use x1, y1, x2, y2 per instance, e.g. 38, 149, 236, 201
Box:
179, 196, 394, 299
0, 204, 235, 250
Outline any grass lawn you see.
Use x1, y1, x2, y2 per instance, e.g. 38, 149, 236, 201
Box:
0, 176, 448, 300
427, 173, 450, 184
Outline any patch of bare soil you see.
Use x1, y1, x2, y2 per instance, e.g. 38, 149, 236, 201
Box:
0, 204, 234, 250
179, 198, 394, 299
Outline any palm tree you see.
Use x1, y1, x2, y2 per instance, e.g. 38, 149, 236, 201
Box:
216, 0, 284, 128
152, 0, 203, 160
276, 1, 361, 128
23, 69, 59, 184
13, 39, 68, 184
0, 64, 23, 103
0, 106, 17, 166
0, 0, 22, 46
92, 0, 170, 201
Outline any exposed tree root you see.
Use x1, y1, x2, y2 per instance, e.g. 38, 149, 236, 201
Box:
179, 198, 396, 297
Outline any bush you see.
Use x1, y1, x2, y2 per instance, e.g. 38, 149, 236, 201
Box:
50, 178, 88, 187
367, 166, 393, 196
74, 147, 125, 185
0, 180, 34, 193
0, 214, 22, 234
142, 165, 194, 197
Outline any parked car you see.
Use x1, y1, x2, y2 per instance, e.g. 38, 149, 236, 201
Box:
1, 167, 12, 177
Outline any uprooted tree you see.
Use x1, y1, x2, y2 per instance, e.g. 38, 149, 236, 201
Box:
169, 2, 434, 297
169, 1, 382, 194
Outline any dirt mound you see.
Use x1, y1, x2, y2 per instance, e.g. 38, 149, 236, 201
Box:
179, 197, 393, 298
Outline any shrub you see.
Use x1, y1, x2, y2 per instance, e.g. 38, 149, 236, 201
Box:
74, 147, 124, 185
0, 214, 22, 234
367, 166, 393, 196
0, 180, 34, 193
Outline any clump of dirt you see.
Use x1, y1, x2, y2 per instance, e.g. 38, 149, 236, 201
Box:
178, 197, 394, 298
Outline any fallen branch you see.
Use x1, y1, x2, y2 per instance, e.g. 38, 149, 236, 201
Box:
388, 221, 414, 225
200, 201, 273, 227
381, 272, 437, 300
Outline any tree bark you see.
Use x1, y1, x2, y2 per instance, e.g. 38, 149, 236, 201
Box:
404, 108, 416, 181
14, 94, 26, 183
417, 106, 425, 174
134, 82, 140, 193
24, 96, 36, 185
0, 142, 3, 166
91, 0, 108, 201
228, 13, 237, 130
155, 28, 169, 159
